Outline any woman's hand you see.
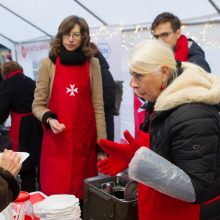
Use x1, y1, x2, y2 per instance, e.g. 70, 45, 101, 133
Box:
0, 149, 21, 177
97, 152, 107, 161
48, 118, 66, 134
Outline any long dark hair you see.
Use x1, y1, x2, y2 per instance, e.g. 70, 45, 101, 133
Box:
50, 15, 92, 58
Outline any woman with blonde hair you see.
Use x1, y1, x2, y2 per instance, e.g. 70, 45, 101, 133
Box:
98, 39, 220, 220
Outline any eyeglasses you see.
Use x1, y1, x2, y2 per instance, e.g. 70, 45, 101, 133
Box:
63, 32, 81, 39
152, 31, 173, 39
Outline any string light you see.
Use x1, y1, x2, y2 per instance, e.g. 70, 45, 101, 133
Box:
90, 22, 220, 50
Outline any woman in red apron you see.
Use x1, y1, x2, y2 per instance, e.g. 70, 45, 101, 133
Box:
98, 39, 220, 219
0, 61, 43, 192
32, 15, 106, 210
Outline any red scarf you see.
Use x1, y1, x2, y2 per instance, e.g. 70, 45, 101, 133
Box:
4, 70, 23, 80
175, 35, 188, 61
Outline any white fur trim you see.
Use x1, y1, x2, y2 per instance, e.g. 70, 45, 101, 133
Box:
155, 67, 220, 111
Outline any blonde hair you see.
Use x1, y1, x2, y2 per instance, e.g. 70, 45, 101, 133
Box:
127, 39, 176, 75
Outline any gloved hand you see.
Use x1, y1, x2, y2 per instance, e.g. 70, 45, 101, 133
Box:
98, 130, 150, 163
97, 130, 150, 176
124, 129, 150, 152
98, 157, 128, 176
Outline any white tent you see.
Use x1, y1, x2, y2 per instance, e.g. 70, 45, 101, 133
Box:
1, 0, 220, 46
1, 0, 220, 74
1, 0, 220, 139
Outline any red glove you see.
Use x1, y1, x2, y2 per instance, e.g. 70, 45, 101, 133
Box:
97, 130, 150, 176
98, 157, 128, 176
125, 129, 150, 151
99, 130, 150, 163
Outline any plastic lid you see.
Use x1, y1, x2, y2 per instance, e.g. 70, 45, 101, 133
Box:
15, 191, 30, 202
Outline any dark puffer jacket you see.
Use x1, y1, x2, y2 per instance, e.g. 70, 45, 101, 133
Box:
138, 65, 220, 219
129, 60, 220, 219
188, 39, 211, 73
150, 103, 220, 203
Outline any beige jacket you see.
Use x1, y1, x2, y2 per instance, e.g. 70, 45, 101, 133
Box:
32, 57, 106, 140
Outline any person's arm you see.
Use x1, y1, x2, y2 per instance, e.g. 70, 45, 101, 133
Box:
129, 105, 219, 203
129, 147, 196, 202
0, 150, 21, 211
32, 58, 57, 125
169, 105, 219, 202
90, 58, 107, 141
0, 168, 20, 211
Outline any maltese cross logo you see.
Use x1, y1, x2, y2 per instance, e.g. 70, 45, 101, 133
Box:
66, 84, 78, 96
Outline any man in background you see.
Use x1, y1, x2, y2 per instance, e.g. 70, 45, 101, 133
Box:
151, 12, 211, 72
134, 12, 211, 136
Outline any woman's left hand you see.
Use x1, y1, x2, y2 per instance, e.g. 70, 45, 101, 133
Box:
48, 119, 65, 134
97, 152, 107, 161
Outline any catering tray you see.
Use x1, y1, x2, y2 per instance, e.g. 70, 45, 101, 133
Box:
84, 174, 138, 220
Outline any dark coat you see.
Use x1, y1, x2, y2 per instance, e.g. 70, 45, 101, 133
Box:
150, 103, 220, 203
141, 66, 220, 219
0, 74, 35, 121
96, 51, 116, 140
0, 167, 20, 211
188, 39, 211, 73
0, 74, 42, 170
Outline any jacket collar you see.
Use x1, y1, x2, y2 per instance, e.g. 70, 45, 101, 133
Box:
155, 66, 220, 111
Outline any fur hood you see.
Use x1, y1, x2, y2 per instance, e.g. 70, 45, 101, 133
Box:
155, 67, 220, 111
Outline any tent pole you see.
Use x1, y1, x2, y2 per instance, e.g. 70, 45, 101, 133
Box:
0, 33, 17, 45
0, 3, 53, 38
208, 0, 220, 14
73, 0, 107, 25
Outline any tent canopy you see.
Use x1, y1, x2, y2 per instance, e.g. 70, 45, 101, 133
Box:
0, 0, 220, 46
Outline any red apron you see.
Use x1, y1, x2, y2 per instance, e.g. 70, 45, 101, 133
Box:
10, 111, 32, 151
40, 57, 97, 198
138, 184, 200, 220
136, 132, 200, 220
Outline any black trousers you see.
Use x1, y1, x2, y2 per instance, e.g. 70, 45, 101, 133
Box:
19, 167, 38, 192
